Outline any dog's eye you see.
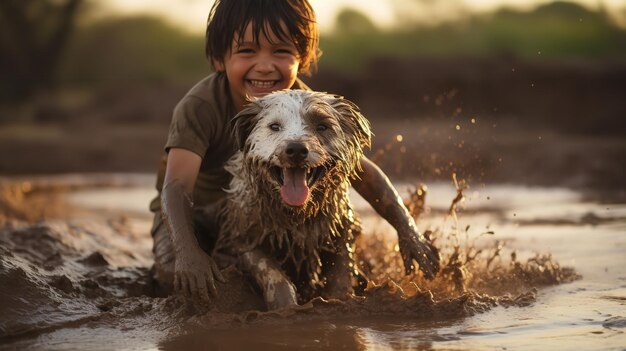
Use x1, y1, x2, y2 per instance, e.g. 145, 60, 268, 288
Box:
316, 123, 328, 132
269, 123, 281, 131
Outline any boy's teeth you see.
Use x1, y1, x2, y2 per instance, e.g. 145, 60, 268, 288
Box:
249, 80, 275, 88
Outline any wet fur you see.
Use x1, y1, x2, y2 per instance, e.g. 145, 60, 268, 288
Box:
217, 90, 371, 300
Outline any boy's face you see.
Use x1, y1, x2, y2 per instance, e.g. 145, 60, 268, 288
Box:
215, 22, 301, 113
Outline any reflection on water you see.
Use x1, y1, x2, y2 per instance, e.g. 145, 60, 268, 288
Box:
1, 176, 625, 350
67, 187, 157, 215
159, 318, 460, 350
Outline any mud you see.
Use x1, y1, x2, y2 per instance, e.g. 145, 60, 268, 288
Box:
0, 175, 583, 349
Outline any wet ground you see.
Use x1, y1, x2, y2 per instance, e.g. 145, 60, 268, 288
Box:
0, 174, 625, 350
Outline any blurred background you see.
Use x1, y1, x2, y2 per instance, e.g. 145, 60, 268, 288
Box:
1, 0, 625, 193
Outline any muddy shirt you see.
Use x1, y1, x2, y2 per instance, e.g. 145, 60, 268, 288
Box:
150, 72, 311, 212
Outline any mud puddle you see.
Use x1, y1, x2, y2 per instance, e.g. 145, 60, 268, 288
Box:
1, 174, 625, 350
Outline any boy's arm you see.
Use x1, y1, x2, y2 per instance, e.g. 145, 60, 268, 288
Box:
352, 156, 440, 279
161, 148, 225, 302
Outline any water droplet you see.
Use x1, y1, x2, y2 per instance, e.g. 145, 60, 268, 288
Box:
455, 125, 461, 130
538, 51, 542, 55
471, 118, 476, 124
395, 134, 403, 142
21, 182, 32, 192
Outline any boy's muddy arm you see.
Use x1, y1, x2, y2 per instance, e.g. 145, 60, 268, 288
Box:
352, 157, 440, 279
161, 149, 225, 301
161, 180, 225, 301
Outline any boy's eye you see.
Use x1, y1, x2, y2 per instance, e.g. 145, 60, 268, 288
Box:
269, 123, 281, 131
275, 49, 294, 55
316, 123, 328, 132
236, 48, 255, 54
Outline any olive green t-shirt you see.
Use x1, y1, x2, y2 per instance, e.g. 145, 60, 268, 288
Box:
150, 72, 310, 212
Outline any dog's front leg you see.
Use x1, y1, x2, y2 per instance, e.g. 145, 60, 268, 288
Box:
240, 249, 298, 310
321, 236, 355, 300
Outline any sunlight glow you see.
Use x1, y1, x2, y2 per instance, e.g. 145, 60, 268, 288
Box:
103, 0, 626, 34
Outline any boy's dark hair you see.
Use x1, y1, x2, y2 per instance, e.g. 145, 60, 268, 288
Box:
205, 0, 320, 76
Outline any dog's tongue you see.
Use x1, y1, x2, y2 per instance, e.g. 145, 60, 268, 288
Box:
280, 168, 309, 206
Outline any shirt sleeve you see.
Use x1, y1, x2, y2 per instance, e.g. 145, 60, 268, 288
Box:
165, 96, 213, 157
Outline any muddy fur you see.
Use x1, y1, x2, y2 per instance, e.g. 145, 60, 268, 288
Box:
216, 90, 371, 301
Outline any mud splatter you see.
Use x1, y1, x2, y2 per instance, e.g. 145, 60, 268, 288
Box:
0, 177, 580, 346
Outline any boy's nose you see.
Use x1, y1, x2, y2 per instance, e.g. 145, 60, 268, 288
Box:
254, 57, 276, 74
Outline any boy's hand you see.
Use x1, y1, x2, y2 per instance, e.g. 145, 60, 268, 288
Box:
174, 245, 225, 302
161, 177, 226, 302
398, 230, 440, 279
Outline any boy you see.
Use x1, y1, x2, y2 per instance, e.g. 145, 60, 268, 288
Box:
150, 0, 440, 302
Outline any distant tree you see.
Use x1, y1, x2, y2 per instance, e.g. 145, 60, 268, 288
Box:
0, 0, 83, 103
335, 8, 377, 35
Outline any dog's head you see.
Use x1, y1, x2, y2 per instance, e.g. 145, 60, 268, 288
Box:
232, 90, 371, 208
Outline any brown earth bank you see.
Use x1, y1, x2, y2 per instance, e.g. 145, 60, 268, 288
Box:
308, 56, 626, 136
0, 57, 624, 195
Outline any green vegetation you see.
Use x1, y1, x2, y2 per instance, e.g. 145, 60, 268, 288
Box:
60, 16, 208, 88
322, 1, 626, 72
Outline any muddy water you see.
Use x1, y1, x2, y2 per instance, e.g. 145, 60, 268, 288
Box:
0, 175, 625, 350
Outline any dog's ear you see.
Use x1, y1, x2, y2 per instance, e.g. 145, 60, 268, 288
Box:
231, 100, 263, 151
328, 96, 372, 150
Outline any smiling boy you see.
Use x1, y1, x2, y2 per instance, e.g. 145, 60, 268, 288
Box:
150, 0, 440, 303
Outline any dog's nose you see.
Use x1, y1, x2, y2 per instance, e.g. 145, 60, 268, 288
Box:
285, 142, 309, 163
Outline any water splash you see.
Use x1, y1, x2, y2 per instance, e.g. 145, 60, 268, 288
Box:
0, 176, 580, 345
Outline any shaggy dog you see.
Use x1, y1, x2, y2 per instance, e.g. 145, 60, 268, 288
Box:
216, 90, 371, 310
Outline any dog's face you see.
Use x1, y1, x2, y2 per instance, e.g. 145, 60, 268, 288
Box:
232, 90, 371, 208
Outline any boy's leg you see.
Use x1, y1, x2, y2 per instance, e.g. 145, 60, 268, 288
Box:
193, 199, 237, 268
192, 201, 222, 255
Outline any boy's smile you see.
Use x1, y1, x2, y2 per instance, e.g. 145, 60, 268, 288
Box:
215, 22, 301, 112
247, 79, 279, 93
